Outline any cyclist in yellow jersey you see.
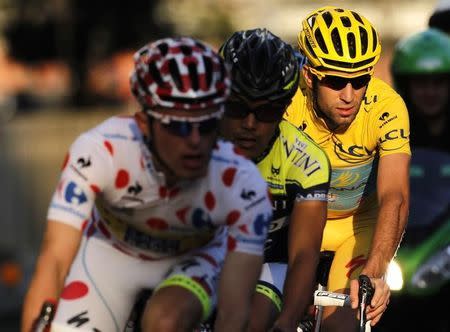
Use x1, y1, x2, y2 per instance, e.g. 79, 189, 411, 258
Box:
284, 6, 411, 331
220, 29, 331, 332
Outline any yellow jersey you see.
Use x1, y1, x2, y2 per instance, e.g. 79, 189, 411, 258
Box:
285, 76, 411, 219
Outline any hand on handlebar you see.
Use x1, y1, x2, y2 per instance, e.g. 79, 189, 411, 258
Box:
350, 274, 390, 326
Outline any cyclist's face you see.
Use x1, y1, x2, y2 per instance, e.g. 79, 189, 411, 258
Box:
305, 67, 369, 131
220, 96, 285, 160
407, 75, 449, 117
136, 106, 220, 183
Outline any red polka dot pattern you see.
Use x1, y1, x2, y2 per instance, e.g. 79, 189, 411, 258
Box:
81, 220, 88, 231
176, 206, 190, 224
222, 167, 237, 187
195, 253, 218, 267
204, 191, 215, 210
169, 187, 180, 198
233, 146, 245, 156
115, 169, 130, 188
226, 210, 241, 225
90, 184, 100, 193
146, 218, 169, 230
227, 236, 237, 251
159, 186, 180, 199
238, 224, 249, 234
61, 153, 69, 170
159, 186, 168, 198
104, 140, 114, 155
60, 281, 89, 300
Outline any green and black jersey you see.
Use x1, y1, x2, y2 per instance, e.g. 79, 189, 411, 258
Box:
257, 120, 331, 262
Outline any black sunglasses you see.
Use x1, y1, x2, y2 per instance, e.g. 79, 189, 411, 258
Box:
318, 74, 371, 91
225, 101, 287, 123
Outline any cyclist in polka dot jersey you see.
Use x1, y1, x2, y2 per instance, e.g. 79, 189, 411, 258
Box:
22, 37, 272, 332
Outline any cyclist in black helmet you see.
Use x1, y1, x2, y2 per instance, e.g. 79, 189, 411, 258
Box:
220, 28, 331, 331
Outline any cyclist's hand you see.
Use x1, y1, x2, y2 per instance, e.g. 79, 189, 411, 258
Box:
350, 276, 390, 326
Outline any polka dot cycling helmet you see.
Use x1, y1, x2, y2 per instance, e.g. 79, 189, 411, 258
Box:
130, 37, 231, 110
298, 6, 381, 75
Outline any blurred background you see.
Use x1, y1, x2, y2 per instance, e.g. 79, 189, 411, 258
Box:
0, 0, 447, 331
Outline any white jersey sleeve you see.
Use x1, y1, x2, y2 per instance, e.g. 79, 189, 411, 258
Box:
47, 131, 113, 230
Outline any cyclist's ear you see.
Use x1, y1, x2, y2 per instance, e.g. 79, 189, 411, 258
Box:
303, 65, 314, 89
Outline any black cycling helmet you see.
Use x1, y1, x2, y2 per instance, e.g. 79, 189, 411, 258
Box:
219, 28, 299, 103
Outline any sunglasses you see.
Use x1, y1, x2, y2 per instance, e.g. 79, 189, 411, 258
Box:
317, 74, 371, 91
147, 109, 222, 137
224, 101, 287, 123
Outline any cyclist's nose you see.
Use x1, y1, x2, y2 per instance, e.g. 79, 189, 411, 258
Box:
242, 113, 257, 129
339, 83, 355, 103
186, 124, 202, 145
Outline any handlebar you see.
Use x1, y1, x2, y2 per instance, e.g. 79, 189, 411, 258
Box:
312, 274, 375, 332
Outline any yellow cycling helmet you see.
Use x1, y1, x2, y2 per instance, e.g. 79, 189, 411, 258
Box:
298, 6, 381, 75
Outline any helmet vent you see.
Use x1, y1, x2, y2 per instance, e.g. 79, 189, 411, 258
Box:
341, 16, 351, 27
351, 11, 364, 25
180, 45, 193, 56
360, 27, 368, 54
194, 41, 207, 51
323, 11, 333, 28
169, 59, 183, 90
372, 27, 378, 52
305, 36, 315, 57
348, 33, 356, 58
157, 42, 169, 56
187, 63, 199, 91
315, 29, 329, 54
203, 56, 213, 88
331, 28, 343, 56
148, 62, 164, 86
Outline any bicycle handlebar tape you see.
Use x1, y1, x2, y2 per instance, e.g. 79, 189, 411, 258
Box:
358, 275, 374, 332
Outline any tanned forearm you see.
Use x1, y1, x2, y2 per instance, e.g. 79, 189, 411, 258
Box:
275, 251, 318, 330
22, 222, 82, 332
214, 252, 263, 332
21, 250, 68, 332
363, 193, 409, 277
